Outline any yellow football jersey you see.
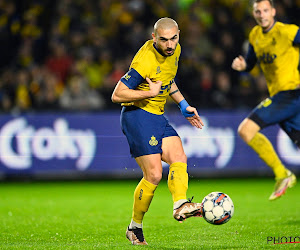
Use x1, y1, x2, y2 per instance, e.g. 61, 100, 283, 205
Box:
249, 22, 300, 96
122, 40, 180, 115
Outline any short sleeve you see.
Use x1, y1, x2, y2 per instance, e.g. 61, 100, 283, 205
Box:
293, 28, 300, 45
120, 68, 144, 89
283, 24, 299, 43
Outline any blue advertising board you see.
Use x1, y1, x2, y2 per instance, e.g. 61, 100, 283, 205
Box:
0, 111, 299, 179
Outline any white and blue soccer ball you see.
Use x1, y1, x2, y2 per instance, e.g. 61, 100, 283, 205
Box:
201, 192, 234, 225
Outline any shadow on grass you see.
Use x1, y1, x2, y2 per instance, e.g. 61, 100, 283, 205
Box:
281, 219, 300, 225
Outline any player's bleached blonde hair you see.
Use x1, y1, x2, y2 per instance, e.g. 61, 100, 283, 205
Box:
153, 17, 179, 36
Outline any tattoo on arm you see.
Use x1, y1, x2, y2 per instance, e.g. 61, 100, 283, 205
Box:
169, 89, 179, 96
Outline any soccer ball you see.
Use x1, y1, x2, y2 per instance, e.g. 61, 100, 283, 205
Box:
201, 192, 234, 225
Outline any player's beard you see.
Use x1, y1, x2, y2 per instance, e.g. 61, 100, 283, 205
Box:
165, 48, 175, 56
155, 42, 177, 57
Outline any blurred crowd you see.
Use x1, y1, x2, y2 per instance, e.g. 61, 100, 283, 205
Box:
0, 0, 299, 113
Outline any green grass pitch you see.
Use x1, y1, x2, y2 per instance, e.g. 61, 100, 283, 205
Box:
1, 177, 299, 249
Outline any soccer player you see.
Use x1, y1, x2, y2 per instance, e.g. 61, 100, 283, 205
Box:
112, 17, 204, 245
232, 0, 299, 201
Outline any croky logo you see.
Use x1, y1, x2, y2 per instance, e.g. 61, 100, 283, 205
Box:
258, 52, 277, 64
149, 136, 158, 146
267, 236, 300, 245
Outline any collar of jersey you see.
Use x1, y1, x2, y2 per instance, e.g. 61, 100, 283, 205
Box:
153, 43, 167, 57
263, 20, 276, 34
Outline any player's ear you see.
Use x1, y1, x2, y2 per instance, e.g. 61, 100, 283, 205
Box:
272, 7, 276, 17
152, 32, 156, 42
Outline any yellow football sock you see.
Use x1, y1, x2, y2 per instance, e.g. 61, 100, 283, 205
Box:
248, 132, 287, 179
168, 162, 188, 202
132, 177, 157, 224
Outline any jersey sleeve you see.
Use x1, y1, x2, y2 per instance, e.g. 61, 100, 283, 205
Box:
245, 26, 259, 72
120, 68, 144, 89
293, 28, 300, 45
120, 48, 153, 89
130, 59, 151, 79
283, 24, 299, 43
245, 43, 257, 72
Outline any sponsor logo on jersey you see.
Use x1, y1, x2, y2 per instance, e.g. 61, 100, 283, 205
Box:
159, 80, 172, 94
258, 52, 277, 64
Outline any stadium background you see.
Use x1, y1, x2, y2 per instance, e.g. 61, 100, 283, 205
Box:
0, 0, 299, 180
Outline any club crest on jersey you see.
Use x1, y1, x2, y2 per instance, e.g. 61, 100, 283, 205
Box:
156, 66, 161, 74
149, 135, 158, 146
124, 73, 131, 80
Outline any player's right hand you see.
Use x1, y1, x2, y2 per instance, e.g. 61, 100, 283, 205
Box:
146, 77, 163, 97
231, 55, 247, 71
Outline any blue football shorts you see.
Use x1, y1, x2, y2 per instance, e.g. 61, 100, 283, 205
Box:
249, 89, 300, 146
120, 106, 179, 158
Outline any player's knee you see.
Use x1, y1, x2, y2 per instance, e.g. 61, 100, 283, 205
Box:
237, 123, 247, 141
237, 122, 254, 143
180, 152, 187, 163
146, 172, 162, 185
238, 118, 261, 143
163, 150, 187, 165
172, 151, 187, 164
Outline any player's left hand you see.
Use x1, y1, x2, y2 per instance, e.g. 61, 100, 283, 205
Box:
185, 106, 204, 129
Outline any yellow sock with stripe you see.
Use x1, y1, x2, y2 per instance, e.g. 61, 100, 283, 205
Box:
132, 177, 157, 224
248, 132, 287, 179
168, 162, 188, 203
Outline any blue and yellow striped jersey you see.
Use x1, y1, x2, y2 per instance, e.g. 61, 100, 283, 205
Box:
121, 40, 180, 115
249, 22, 300, 96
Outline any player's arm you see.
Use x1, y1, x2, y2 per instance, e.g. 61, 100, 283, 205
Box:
232, 43, 257, 72
169, 81, 204, 129
111, 69, 162, 103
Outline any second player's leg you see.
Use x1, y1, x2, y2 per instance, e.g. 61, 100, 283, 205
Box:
238, 114, 296, 201
280, 111, 300, 148
238, 118, 260, 143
